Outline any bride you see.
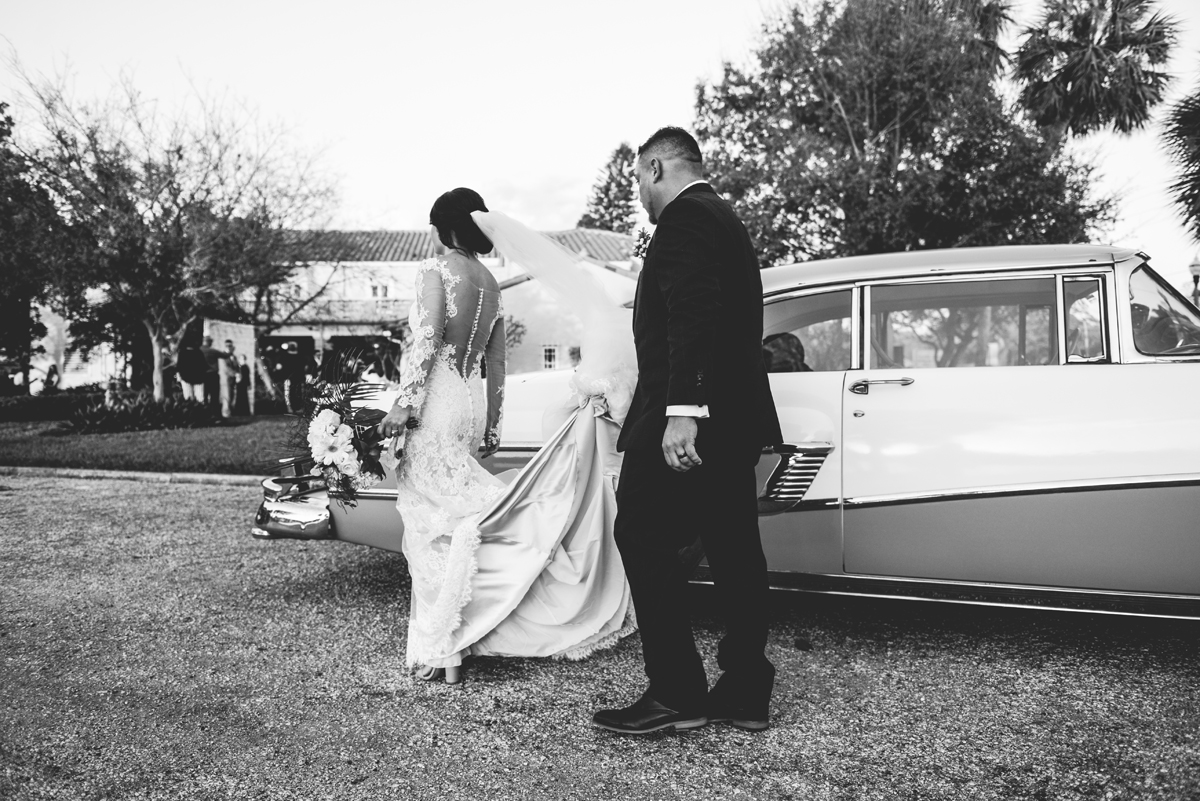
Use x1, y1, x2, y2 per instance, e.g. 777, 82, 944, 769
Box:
378, 187, 637, 683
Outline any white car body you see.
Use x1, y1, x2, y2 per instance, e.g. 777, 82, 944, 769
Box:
255, 244, 1200, 616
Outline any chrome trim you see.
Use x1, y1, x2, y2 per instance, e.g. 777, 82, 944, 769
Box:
844, 472, 1200, 508
1063, 274, 1110, 363
762, 263, 1118, 301
852, 266, 1115, 291
860, 285, 871, 370
758, 442, 834, 514
690, 569, 1200, 618
338, 487, 400, 501
759, 588, 1200, 621
1055, 274, 1067, 365
830, 570, 1200, 601
1105, 269, 1123, 363
851, 285, 862, 370
261, 474, 326, 502
763, 283, 856, 304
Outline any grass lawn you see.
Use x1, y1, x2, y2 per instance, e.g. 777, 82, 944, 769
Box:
0, 417, 298, 475
2, 476, 1199, 800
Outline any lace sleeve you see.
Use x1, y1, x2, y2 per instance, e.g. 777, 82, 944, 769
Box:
483, 306, 506, 451
395, 261, 449, 412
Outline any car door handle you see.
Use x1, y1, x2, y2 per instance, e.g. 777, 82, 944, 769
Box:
848, 377, 915, 395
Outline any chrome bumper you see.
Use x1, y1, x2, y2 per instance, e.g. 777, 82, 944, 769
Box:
251, 457, 333, 541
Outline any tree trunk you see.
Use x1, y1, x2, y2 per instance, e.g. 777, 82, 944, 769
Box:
144, 320, 165, 402
19, 299, 32, 396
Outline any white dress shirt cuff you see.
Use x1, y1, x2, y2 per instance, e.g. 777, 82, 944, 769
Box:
666, 405, 709, 419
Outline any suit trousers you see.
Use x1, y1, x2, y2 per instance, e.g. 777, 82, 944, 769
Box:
614, 435, 775, 715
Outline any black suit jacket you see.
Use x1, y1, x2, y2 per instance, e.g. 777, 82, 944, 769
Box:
617, 183, 782, 454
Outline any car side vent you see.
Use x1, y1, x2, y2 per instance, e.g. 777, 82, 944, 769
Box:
758, 443, 833, 515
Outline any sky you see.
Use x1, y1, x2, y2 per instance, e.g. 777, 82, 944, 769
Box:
3, 0, 1199, 285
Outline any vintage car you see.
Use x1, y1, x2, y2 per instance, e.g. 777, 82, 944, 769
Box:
254, 244, 1200, 617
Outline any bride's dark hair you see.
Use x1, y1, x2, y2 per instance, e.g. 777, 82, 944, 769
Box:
430, 188, 493, 256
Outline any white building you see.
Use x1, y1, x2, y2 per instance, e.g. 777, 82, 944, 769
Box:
271, 228, 637, 375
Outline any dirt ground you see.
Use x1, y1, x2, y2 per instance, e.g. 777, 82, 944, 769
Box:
2, 476, 1198, 800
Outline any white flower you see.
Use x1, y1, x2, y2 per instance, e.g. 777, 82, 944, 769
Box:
311, 421, 354, 466
307, 409, 343, 457
310, 408, 341, 436
335, 449, 361, 476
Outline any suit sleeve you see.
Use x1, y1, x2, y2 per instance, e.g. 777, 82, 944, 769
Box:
652, 198, 722, 409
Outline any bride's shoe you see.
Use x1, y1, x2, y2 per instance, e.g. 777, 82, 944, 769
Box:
416, 665, 462, 684
416, 666, 444, 681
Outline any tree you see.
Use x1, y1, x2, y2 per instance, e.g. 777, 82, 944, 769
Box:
1014, 0, 1177, 140
577, 142, 637, 234
0, 101, 82, 393
1162, 82, 1200, 243
695, 0, 1113, 266
504, 315, 527, 351
13, 71, 340, 401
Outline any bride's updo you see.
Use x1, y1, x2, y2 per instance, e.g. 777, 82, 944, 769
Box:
430, 188, 494, 256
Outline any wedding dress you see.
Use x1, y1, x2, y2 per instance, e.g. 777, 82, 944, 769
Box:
389, 215, 638, 670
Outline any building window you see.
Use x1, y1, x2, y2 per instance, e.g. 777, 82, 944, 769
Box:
542, 345, 559, 370
371, 285, 389, 298
568, 346, 581, 366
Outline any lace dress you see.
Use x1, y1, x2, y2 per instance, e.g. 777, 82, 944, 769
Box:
392, 256, 507, 668
392, 250, 636, 672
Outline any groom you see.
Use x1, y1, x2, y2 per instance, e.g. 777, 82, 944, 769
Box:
593, 127, 782, 734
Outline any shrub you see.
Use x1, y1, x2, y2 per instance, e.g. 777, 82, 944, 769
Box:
0, 393, 106, 422
59, 382, 108, 396
63, 393, 222, 434
253, 384, 288, 415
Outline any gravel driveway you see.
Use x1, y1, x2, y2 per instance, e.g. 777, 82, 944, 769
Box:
2, 476, 1198, 800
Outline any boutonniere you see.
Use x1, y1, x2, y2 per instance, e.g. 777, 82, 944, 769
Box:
632, 228, 651, 261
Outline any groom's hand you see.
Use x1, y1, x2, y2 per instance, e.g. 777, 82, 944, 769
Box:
662, 416, 702, 473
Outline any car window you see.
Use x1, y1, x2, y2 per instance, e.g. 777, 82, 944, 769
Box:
1064, 277, 1107, 362
1129, 266, 1200, 356
870, 278, 1057, 368
763, 289, 852, 372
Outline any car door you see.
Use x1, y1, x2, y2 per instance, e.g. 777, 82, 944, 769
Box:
841, 269, 1200, 595
756, 287, 854, 575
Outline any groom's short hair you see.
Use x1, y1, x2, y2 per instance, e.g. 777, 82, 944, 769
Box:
638, 127, 703, 165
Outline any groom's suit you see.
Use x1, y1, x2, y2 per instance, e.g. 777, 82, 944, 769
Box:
615, 182, 782, 718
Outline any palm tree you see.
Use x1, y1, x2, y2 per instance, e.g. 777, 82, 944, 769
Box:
1163, 84, 1200, 242
1014, 0, 1176, 139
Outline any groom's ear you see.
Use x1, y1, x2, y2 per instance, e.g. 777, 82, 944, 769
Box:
649, 157, 664, 183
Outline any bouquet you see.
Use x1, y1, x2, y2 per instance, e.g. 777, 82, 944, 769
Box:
303, 381, 390, 503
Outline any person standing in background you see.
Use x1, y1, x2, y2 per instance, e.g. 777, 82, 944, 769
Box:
218, 340, 238, 418
199, 336, 222, 410
234, 354, 251, 416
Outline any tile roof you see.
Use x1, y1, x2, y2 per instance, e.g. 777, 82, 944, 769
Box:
543, 229, 635, 262
288, 228, 634, 264
285, 230, 440, 263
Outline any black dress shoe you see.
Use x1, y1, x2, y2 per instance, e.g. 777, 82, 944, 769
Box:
592, 693, 708, 734
707, 699, 769, 731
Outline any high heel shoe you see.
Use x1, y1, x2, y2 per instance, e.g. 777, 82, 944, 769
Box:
416, 665, 462, 684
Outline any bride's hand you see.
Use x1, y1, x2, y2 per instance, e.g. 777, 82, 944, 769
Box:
379, 405, 412, 439
479, 429, 500, 459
